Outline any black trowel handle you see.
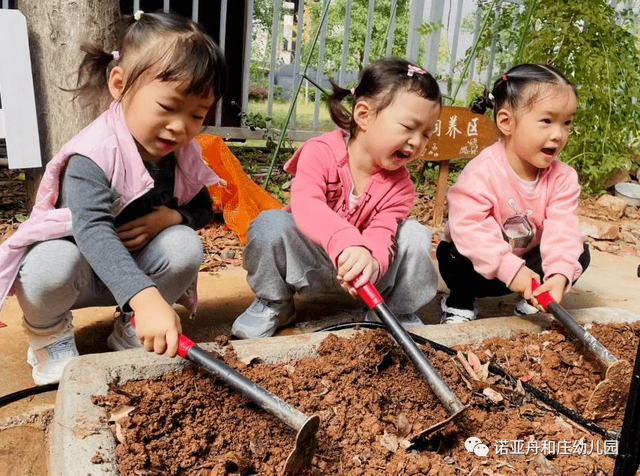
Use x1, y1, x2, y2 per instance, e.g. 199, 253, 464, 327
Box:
531, 280, 617, 366
357, 282, 465, 415
129, 316, 320, 434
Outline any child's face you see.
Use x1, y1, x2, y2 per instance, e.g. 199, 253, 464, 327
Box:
356, 89, 440, 173
503, 85, 576, 180
120, 77, 214, 161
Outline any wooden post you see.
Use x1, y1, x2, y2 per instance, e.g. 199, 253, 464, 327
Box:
432, 159, 450, 228
16, 0, 119, 210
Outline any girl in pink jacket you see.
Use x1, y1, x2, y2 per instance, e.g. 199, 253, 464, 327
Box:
0, 11, 228, 385
232, 58, 442, 339
438, 63, 590, 324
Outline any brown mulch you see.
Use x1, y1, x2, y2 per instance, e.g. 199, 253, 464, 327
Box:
92, 321, 639, 475
2, 166, 640, 270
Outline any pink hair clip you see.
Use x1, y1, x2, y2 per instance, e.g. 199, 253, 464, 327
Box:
111, 50, 120, 61
502, 74, 508, 81
407, 64, 427, 77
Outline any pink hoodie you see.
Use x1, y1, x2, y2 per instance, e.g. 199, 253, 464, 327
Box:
0, 101, 220, 312
284, 129, 415, 277
445, 141, 584, 288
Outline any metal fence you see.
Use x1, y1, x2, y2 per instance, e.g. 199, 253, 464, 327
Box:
201, 0, 639, 142
213, 0, 510, 142
2, 0, 638, 147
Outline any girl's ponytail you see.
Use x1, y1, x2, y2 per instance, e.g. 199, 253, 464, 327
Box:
69, 43, 117, 108
326, 79, 354, 133
469, 90, 495, 114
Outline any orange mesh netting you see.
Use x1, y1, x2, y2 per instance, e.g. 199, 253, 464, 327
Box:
197, 134, 284, 243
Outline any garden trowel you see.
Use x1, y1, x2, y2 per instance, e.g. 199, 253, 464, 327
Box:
356, 281, 466, 435
531, 280, 632, 420
131, 317, 320, 475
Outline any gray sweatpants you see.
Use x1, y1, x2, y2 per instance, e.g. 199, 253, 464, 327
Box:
243, 210, 438, 314
15, 225, 203, 334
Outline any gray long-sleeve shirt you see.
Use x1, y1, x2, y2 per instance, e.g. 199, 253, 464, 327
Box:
57, 154, 214, 309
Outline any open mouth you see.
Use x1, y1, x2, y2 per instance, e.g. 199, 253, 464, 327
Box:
393, 149, 412, 160
541, 147, 556, 157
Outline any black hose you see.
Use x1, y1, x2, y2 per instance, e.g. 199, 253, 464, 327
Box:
0, 383, 59, 408
318, 321, 620, 440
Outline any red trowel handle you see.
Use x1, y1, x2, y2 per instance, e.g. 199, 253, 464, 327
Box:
129, 315, 196, 358
129, 317, 319, 439
354, 281, 465, 415
357, 281, 384, 309
530, 279, 554, 309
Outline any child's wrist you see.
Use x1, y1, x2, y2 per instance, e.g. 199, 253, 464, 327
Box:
129, 286, 161, 311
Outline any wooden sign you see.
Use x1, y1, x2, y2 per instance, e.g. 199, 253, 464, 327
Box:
420, 106, 498, 162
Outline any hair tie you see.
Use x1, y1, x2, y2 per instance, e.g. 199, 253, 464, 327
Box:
502, 74, 508, 82
134, 10, 144, 21
488, 92, 495, 101
111, 50, 120, 61
407, 64, 427, 77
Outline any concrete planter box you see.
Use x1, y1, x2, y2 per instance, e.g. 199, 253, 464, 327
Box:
49, 307, 640, 476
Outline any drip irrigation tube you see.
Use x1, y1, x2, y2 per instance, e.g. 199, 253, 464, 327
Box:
0, 383, 58, 408
318, 321, 620, 440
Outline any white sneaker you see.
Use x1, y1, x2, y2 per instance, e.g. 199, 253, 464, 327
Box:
231, 298, 296, 339
27, 328, 79, 386
107, 312, 143, 351
515, 298, 540, 316
440, 297, 477, 324
364, 309, 424, 326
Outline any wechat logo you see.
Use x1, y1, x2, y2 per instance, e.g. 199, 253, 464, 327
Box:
465, 436, 489, 457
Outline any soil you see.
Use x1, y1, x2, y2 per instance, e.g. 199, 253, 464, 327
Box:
93, 321, 640, 476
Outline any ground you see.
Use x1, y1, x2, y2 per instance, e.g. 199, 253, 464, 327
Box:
1, 164, 640, 475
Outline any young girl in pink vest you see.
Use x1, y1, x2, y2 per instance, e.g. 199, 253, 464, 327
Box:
438, 63, 590, 324
0, 10, 228, 384
232, 58, 442, 339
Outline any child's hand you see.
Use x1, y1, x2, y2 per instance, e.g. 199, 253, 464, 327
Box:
532, 274, 568, 306
508, 265, 542, 309
128, 287, 182, 357
336, 246, 380, 298
117, 206, 182, 250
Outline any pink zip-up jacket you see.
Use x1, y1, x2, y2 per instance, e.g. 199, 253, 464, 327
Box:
284, 129, 415, 277
445, 141, 584, 288
0, 101, 220, 312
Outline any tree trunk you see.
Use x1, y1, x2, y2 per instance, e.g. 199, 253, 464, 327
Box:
16, 0, 119, 210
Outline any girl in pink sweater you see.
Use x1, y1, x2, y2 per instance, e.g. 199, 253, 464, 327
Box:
232, 58, 442, 339
438, 63, 590, 324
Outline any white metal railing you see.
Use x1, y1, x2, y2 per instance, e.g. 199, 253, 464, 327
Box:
2, 0, 637, 146
205, 0, 514, 141
0, 0, 552, 144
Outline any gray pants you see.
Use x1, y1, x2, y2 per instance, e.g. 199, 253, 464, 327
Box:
243, 210, 438, 314
15, 225, 202, 333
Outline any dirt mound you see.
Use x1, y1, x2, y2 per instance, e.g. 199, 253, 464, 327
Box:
93, 322, 638, 475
